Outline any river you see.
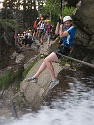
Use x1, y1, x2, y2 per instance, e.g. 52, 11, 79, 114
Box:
0, 67, 94, 125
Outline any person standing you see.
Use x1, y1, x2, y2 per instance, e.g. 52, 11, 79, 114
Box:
33, 18, 40, 40
37, 17, 45, 44
45, 20, 51, 48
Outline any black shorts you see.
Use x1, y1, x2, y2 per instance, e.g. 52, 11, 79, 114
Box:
34, 28, 37, 32
39, 29, 45, 38
55, 45, 70, 58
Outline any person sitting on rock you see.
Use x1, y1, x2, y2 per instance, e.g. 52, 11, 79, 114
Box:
25, 16, 76, 89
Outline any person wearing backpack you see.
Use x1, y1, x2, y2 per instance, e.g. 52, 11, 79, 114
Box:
33, 18, 40, 40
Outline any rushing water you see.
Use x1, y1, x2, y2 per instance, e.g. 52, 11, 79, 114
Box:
0, 68, 94, 125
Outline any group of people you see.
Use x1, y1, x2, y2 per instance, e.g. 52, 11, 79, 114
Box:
14, 30, 33, 48
33, 16, 52, 48
14, 16, 52, 49
25, 15, 76, 89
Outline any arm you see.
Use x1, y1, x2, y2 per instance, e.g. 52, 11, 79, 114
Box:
37, 21, 41, 26
59, 31, 69, 38
59, 24, 69, 38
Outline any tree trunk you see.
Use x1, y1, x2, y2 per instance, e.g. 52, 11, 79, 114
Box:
14, 0, 20, 46
0, 41, 1, 61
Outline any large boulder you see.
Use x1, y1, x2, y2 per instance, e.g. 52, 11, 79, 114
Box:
74, 0, 94, 34
20, 59, 62, 110
73, 0, 94, 63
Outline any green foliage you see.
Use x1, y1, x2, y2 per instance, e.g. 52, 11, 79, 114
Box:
60, 57, 71, 65
62, 6, 75, 17
0, 70, 15, 90
41, 1, 75, 25
0, 61, 36, 90
0, 19, 15, 29
40, 0, 60, 22
22, 61, 36, 79
0, 67, 23, 90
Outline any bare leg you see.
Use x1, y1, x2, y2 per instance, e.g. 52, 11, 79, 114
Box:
33, 61, 46, 78
44, 52, 58, 80
33, 52, 58, 80
26, 52, 59, 85
47, 34, 50, 48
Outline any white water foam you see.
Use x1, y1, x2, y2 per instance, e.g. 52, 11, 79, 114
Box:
4, 91, 94, 125
1, 76, 94, 125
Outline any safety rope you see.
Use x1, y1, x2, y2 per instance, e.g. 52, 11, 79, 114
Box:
57, 52, 94, 69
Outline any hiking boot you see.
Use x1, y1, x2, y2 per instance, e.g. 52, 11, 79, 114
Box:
49, 79, 59, 89
25, 77, 38, 83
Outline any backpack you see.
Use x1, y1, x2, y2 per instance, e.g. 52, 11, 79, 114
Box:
34, 21, 37, 28
46, 25, 51, 34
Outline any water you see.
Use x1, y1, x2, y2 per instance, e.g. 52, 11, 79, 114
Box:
0, 68, 94, 125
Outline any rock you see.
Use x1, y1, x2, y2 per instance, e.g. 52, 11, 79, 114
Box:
7, 66, 13, 71
73, 0, 94, 63
64, 63, 70, 68
10, 51, 18, 59
91, 59, 94, 64
74, 0, 94, 34
15, 54, 25, 64
74, 29, 90, 46
20, 59, 62, 109
73, 1, 81, 15
24, 55, 38, 69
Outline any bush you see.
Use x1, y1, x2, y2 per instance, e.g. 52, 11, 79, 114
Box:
0, 70, 15, 90
22, 61, 36, 79
0, 61, 36, 90
63, 6, 75, 17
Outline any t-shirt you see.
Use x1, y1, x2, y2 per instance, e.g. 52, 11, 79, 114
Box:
34, 21, 37, 28
61, 25, 76, 47
38, 21, 45, 30
46, 24, 51, 34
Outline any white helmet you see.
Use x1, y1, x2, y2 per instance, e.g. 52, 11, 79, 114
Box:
63, 16, 72, 23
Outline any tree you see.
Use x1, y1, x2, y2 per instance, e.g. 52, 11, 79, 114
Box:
65, 0, 79, 7
40, 0, 61, 24
14, 0, 20, 46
